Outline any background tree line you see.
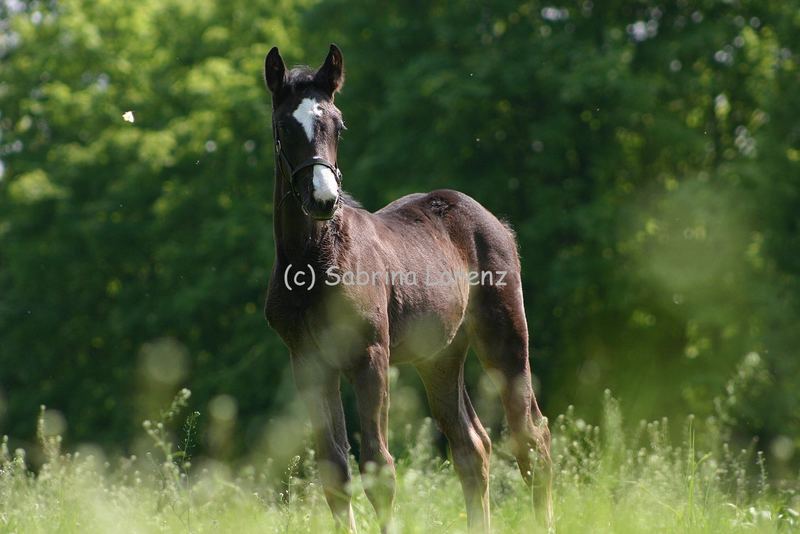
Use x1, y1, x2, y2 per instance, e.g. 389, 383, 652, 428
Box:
1, 0, 798, 474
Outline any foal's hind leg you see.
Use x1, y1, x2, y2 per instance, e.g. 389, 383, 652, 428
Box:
468, 277, 554, 527
415, 329, 491, 533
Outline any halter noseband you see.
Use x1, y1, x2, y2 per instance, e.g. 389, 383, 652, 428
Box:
272, 119, 342, 213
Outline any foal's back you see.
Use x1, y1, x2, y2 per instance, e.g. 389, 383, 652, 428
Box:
376, 189, 520, 283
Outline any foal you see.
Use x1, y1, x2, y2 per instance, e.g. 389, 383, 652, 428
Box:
263, 45, 553, 532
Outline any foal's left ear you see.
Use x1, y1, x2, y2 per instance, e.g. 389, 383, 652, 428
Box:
315, 44, 345, 97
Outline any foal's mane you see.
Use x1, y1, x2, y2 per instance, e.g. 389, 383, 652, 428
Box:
340, 192, 364, 210
286, 65, 316, 87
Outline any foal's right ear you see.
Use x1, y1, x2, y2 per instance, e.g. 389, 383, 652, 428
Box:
264, 47, 286, 95
315, 44, 344, 97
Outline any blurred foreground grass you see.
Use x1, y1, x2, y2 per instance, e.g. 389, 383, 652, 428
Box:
1, 388, 797, 534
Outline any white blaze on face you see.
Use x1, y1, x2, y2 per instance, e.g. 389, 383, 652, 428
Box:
292, 97, 339, 204
292, 97, 324, 141
312, 165, 339, 202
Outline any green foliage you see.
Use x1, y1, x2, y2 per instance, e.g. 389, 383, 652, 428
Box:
0, 0, 302, 448
1, 0, 799, 476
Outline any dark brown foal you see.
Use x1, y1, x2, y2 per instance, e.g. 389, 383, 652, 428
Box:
263, 45, 553, 533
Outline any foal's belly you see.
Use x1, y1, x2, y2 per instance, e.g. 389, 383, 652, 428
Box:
386, 268, 470, 363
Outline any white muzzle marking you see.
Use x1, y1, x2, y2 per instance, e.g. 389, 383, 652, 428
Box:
312, 165, 339, 203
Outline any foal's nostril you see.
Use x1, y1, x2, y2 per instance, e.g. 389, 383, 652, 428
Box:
322, 198, 336, 212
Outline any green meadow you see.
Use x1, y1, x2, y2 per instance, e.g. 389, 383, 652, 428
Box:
2, 377, 796, 533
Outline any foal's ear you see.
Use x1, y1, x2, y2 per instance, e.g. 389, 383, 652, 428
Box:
264, 47, 286, 95
315, 44, 345, 97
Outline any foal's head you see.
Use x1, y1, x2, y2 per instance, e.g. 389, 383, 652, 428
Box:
264, 45, 346, 220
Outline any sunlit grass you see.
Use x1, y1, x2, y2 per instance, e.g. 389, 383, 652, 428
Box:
1, 384, 797, 534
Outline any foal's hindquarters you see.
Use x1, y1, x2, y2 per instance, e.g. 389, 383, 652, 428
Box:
411, 194, 553, 532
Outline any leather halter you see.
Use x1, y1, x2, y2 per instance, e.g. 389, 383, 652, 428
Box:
272, 119, 342, 213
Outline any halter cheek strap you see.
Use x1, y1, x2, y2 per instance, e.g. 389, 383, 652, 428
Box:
273, 120, 342, 209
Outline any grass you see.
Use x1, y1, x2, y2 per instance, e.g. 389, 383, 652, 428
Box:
1, 386, 797, 534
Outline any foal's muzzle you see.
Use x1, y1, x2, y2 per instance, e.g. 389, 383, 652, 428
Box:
306, 197, 339, 220
302, 163, 340, 220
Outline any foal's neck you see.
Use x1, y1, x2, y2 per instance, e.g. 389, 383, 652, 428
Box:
272, 175, 338, 263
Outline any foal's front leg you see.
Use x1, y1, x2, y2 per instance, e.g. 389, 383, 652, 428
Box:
293, 358, 356, 532
347, 345, 396, 532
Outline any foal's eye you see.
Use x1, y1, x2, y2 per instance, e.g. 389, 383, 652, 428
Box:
337, 122, 347, 139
